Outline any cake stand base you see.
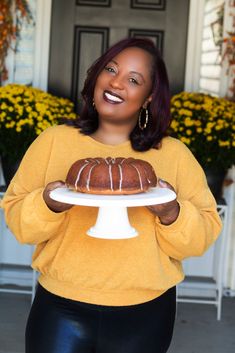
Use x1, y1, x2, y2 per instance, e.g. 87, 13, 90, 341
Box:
87, 206, 138, 239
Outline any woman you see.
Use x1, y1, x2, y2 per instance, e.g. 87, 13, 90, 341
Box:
1, 38, 222, 353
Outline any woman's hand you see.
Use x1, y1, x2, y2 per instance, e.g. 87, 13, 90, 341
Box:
146, 179, 180, 225
43, 180, 73, 213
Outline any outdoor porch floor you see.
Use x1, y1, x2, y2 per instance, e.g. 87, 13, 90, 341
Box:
0, 291, 235, 353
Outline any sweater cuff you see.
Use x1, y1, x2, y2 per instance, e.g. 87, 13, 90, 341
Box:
33, 189, 66, 222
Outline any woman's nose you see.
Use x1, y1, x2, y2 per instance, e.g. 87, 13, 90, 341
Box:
109, 75, 124, 90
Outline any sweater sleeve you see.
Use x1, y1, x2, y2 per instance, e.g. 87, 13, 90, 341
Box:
155, 142, 223, 261
0, 127, 67, 245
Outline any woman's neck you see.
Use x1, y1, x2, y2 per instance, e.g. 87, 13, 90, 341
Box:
91, 122, 134, 145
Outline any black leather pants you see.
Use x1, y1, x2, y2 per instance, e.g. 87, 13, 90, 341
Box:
26, 284, 176, 353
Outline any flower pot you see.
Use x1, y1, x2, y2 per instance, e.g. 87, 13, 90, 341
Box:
204, 168, 226, 203
1, 156, 21, 187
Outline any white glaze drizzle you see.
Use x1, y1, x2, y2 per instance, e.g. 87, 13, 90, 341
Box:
86, 163, 97, 191
118, 164, 123, 191
75, 162, 89, 190
131, 164, 143, 190
109, 164, 113, 191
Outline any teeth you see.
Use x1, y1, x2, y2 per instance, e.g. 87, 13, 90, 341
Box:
105, 92, 123, 102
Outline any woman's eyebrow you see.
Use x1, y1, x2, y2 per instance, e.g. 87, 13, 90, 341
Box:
110, 60, 145, 82
110, 59, 118, 65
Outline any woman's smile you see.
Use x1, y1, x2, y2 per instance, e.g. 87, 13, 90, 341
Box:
103, 90, 124, 104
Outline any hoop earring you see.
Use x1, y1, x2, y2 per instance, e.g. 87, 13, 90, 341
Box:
92, 99, 96, 110
138, 108, 149, 130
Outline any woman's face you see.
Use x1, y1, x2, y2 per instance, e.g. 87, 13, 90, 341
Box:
93, 47, 153, 125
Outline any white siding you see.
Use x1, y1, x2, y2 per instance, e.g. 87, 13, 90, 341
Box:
199, 77, 221, 92
200, 64, 221, 77
199, 0, 225, 95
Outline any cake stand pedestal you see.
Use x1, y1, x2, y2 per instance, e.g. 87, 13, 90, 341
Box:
88, 206, 137, 238
50, 187, 176, 239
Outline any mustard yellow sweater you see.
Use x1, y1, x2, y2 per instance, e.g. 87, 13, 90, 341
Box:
1, 125, 222, 305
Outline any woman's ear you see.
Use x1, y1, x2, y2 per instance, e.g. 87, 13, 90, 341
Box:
143, 94, 152, 109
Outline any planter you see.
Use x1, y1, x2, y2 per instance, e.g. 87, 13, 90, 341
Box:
204, 168, 227, 203
1, 156, 21, 187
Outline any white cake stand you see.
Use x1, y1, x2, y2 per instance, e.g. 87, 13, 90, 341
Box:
50, 187, 176, 239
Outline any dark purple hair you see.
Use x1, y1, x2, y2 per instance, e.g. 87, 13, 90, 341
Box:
68, 37, 171, 151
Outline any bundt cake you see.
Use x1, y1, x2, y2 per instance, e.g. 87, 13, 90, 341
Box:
65, 157, 157, 195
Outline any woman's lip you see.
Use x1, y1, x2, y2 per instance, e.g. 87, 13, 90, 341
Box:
103, 90, 124, 104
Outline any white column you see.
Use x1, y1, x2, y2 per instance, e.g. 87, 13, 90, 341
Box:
33, 0, 52, 91
184, 0, 205, 91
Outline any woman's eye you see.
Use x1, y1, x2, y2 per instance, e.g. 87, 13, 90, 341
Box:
129, 78, 139, 85
105, 66, 115, 73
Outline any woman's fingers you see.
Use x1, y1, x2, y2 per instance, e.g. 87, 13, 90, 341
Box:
46, 180, 66, 191
146, 179, 179, 225
158, 178, 174, 191
43, 180, 73, 213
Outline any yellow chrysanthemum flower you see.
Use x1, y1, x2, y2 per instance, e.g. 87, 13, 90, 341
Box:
169, 91, 235, 171
0, 83, 77, 162
180, 137, 191, 145
184, 117, 194, 127
173, 100, 181, 108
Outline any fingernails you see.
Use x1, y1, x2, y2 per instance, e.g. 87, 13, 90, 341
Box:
158, 178, 167, 186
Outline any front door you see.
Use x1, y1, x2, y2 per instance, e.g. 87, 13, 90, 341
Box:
48, 0, 189, 110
